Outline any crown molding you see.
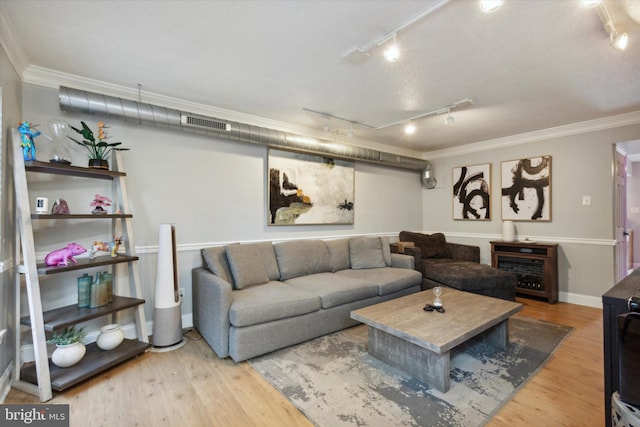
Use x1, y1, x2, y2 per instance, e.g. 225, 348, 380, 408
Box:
21, 65, 425, 160
0, 4, 28, 75
15, 59, 640, 163
424, 110, 640, 160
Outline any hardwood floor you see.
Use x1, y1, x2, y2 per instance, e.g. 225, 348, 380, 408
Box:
5, 297, 605, 426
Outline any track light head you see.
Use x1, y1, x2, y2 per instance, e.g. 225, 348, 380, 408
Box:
582, 0, 603, 7
612, 32, 629, 51
383, 34, 400, 62
444, 109, 455, 125
480, 0, 503, 13
404, 122, 416, 135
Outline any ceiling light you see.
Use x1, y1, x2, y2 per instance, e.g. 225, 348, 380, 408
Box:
342, 0, 452, 62
444, 109, 455, 125
383, 35, 400, 62
582, 0, 603, 7
304, 98, 474, 135
612, 32, 629, 51
404, 122, 416, 135
480, 0, 503, 13
595, 2, 629, 51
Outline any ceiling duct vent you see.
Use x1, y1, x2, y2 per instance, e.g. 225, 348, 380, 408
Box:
379, 152, 401, 164
181, 114, 231, 132
58, 86, 427, 172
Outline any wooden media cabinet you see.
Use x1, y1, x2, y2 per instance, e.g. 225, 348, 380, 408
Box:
490, 241, 559, 304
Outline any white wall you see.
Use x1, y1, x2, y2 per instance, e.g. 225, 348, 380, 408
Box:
423, 123, 640, 306
20, 83, 424, 336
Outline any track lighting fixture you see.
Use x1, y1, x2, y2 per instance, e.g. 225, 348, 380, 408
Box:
582, 0, 603, 7
383, 34, 400, 63
404, 122, 416, 135
612, 32, 629, 51
479, 0, 503, 13
342, 0, 452, 62
304, 98, 473, 136
444, 109, 455, 125
593, 1, 629, 51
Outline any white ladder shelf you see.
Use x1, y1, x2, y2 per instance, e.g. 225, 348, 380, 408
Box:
11, 128, 149, 402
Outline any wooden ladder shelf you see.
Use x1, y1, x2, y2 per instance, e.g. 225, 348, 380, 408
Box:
11, 128, 149, 401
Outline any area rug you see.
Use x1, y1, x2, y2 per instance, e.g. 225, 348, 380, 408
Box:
249, 315, 573, 427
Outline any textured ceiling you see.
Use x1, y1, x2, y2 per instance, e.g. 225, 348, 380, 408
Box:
1, 0, 639, 154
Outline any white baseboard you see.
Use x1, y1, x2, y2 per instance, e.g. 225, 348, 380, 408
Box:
560, 291, 602, 309
0, 360, 13, 403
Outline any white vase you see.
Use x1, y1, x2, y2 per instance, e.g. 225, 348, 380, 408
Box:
96, 323, 125, 350
51, 342, 86, 368
502, 221, 516, 242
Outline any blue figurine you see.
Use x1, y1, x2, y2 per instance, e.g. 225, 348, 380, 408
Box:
18, 121, 41, 161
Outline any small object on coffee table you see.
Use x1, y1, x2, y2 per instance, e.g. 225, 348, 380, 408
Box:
423, 303, 445, 313
432, 286, 443, 307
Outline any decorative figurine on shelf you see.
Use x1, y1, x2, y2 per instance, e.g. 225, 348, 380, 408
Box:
18, 121, 41, 161
69, 121, 129, 169
89, 236, 123, 259
44, 243, 87, 266
45, 119, 72, 165
51, 198, 71, 215
90, 194, 112, 214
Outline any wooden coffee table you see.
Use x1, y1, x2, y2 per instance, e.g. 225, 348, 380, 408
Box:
351, 288, 522, 392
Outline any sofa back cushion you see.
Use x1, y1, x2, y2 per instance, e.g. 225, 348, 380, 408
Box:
274, 240, 332, 280
201, 245, 236, 287
325, 238, 351, 272
226, 244, 270, 290
399, 231, 452, 259
349, 237, 387, 269
380, 236, 392, 266
252, 241, 281, 281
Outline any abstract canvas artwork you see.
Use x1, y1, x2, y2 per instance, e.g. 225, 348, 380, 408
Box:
501, 156, 551, 221
268, 149, 354, 225
453, 163, 491, 220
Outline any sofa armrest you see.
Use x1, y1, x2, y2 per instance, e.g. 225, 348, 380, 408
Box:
390, 252, 415, 270
447, 243, 480, 263
402, 246, 424, 275
192, 267, 234, 359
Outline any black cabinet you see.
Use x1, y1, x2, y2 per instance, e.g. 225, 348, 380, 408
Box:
602, 272, 640, 427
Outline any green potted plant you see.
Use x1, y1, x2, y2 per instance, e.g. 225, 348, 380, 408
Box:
47, 326, 87, 367
68, 121, 129, 169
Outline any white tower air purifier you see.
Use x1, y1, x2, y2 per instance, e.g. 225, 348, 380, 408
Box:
152, 224, 185, 351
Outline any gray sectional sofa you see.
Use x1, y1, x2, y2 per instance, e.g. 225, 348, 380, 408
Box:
192, 236, 422, 362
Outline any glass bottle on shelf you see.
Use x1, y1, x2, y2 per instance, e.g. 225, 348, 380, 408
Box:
77, 273, 92, 308
90, 272, 108, 308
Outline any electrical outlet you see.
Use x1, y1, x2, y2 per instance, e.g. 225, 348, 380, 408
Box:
179, 287, 185, 302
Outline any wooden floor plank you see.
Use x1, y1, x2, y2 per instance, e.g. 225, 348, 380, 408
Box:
5, 297, 604, 427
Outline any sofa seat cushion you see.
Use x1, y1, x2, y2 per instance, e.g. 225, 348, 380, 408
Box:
284, 272, 379, 309
335, 267, 422, 296
229, 281, 321, 327
425, 261, 516, 291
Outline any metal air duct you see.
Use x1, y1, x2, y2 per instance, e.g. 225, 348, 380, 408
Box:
58, 86, 428, 171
